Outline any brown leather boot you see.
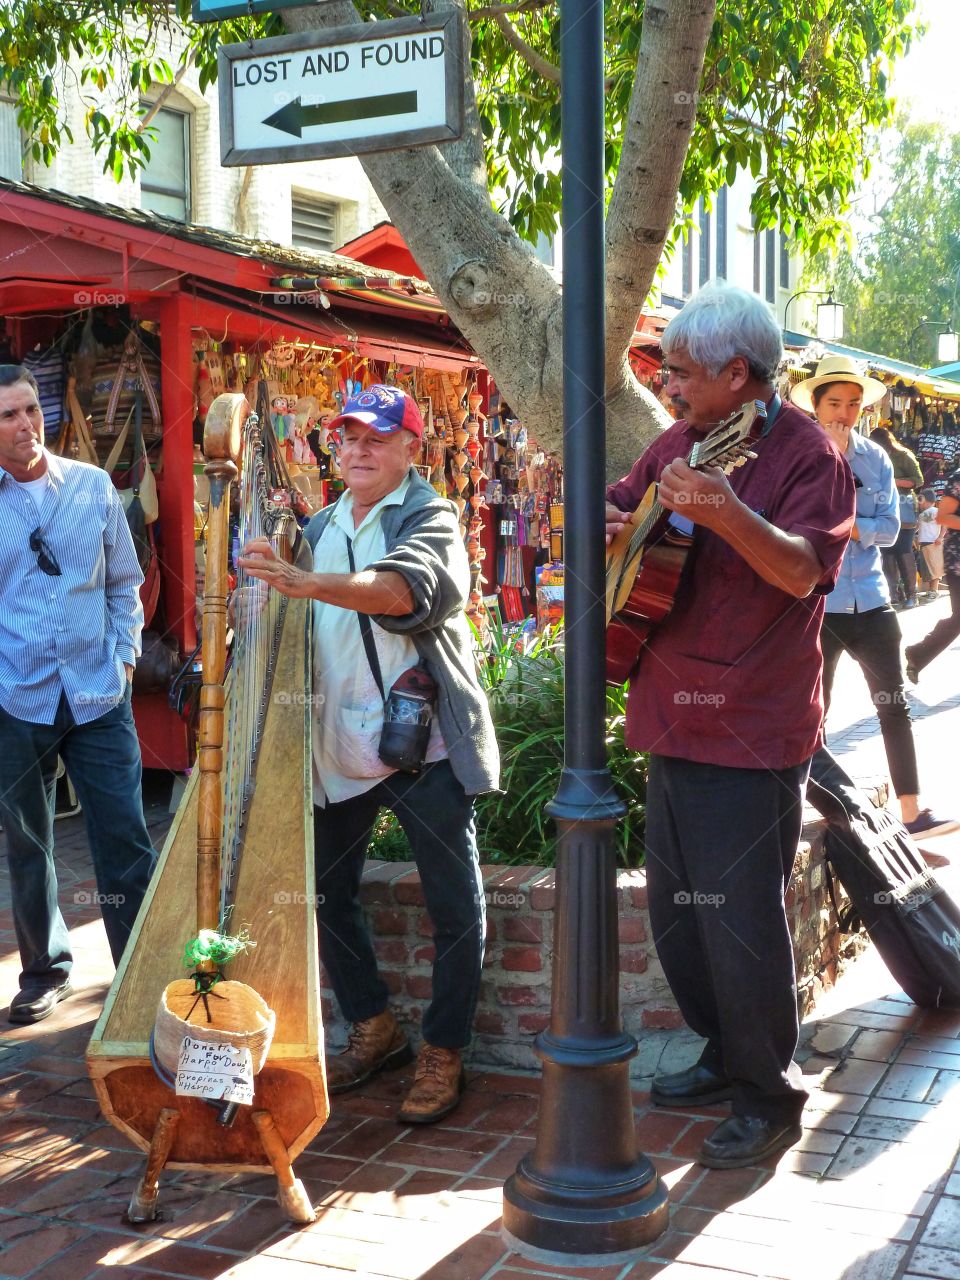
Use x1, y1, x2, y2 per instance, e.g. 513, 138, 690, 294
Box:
325, 1010, 413, 1095
397, 1045, 465, 1125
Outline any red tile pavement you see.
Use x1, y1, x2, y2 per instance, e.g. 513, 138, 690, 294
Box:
3, 677, 960, 1279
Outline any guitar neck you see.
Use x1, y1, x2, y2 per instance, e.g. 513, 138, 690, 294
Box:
620, 442, 698, 562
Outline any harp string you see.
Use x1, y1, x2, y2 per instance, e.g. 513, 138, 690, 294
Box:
219, 414, 295, 927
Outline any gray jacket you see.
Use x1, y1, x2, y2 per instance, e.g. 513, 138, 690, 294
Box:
303, 469, 500, 795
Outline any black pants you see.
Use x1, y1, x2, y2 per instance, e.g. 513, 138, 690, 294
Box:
881, 525, 918, 603
645, 754, 809, 1123
820, 606, 919, 798
908, 572, 960, 675
312, 760, 485, 1050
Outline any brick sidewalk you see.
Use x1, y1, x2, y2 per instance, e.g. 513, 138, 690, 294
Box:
1, 600, 959, 1280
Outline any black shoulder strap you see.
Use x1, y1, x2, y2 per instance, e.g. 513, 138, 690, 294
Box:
346, 536, 385, 700
760, 392, 782, 438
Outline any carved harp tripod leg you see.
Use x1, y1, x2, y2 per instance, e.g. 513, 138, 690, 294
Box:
252, 1109, 316, 1225
127, 1106, 181, 1223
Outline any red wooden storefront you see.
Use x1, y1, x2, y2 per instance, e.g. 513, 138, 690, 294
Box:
0, 179, 479, 771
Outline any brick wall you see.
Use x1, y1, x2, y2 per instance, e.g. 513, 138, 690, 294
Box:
320, 800, 876, 1078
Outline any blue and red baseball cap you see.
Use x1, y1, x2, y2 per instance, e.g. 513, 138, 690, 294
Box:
328, 384, 424, 440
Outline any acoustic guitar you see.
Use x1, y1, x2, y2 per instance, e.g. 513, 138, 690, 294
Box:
605, 399, 767, 686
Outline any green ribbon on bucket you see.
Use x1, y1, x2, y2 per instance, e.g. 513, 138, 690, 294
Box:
182, 928, 256, 986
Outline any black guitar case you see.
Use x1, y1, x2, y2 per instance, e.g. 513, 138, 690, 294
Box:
806, 747, 960, 1008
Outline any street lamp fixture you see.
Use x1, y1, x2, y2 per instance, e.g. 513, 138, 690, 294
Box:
816, 291, 845, 342
919, 317, 959, 365
937, 330, 959, 364
783, 286, 845, 342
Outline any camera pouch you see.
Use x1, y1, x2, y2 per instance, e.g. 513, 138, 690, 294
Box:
347, 538, 437, 774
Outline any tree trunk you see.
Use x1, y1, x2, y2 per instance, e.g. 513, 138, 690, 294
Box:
282, 0, 700, 479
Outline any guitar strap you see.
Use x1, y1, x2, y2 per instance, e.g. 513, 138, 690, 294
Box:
760, 393, 782, 438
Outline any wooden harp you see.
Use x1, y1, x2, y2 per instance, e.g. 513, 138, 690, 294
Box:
87, 393, 326, 1223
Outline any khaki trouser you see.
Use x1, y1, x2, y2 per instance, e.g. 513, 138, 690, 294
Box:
921, 542, 944, 581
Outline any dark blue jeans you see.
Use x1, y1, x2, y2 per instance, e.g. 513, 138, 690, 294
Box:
0, 688, 157, 989
313, 760, 485, 1050
644, 754, 810, 1124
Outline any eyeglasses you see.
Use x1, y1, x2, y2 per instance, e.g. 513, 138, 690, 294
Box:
29, 528, 61, 576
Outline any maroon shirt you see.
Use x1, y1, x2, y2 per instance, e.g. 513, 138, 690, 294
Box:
607, 401, 855, 769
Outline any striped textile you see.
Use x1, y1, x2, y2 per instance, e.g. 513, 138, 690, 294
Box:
0, 451, 144, 726
22, 347, 66, 440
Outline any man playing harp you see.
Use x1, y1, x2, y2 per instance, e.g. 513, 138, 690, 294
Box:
239, 385, 499, 1125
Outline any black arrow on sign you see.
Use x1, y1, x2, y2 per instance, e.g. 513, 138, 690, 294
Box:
263, 91, 419, 138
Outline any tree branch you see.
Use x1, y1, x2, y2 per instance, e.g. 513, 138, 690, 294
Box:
469, 0, 550, 18
494, 14, 559, 83
137, 52, 195, 132
281, 0, 568, 455
604, 0, 718, 372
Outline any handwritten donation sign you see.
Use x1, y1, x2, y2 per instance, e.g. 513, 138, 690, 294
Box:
175, 1036, 255, 1107
218, 12, 464, 166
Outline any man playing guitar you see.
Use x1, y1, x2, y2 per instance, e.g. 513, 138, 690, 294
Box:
606, 283, 855, 1169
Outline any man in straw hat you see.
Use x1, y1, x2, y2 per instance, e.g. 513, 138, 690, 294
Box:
792, 355, 958, 840
605, 282, 856, 1169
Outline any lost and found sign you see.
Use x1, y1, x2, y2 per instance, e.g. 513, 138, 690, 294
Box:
218, 12, 463, 166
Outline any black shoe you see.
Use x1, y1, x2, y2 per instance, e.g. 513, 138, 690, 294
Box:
651, 1062, 734, 1107
904, 647, 920, 685
698, 1114, 802, 1169
8, 980, 74, 1025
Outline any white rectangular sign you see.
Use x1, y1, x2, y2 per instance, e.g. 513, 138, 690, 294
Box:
175, 1036, 255, 1106
218, 13, 464, 166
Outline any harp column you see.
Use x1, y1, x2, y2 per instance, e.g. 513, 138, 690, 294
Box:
196, 453, 238, 959
500, 0, 669, 1259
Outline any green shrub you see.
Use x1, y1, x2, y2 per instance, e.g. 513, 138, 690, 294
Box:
367, 619, 647, 868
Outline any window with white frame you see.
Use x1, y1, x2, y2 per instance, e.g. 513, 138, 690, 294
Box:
715, 187, 728, 280
291, 193, 340, 253
779, 227, 791, 290
0, 99, 23, 181
698, 196, 711, 286
764, 228, 776, 303
140, 107, 191, 222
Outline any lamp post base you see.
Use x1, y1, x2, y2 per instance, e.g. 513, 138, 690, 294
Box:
501, 1032, 669, 1260
502, 1141, 668, 1261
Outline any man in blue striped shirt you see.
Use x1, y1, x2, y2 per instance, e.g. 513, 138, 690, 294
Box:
0, 364, 157, 1024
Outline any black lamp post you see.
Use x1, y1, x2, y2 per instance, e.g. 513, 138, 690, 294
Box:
500, 0, 668, 1260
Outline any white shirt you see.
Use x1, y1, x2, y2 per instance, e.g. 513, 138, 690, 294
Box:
917, 506, 940, 545
311, 474, 446, 806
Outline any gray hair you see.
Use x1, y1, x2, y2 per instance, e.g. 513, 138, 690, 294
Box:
661, 281, 783, 383
0, 364, 39, 394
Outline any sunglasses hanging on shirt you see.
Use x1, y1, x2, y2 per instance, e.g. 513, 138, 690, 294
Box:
29, 528, 62, 576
